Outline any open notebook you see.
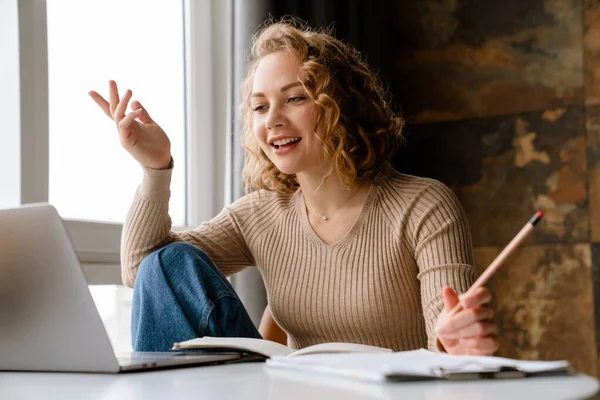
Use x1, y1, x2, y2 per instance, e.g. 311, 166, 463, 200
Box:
171, 337, 392, 358
265, 348, 573, 382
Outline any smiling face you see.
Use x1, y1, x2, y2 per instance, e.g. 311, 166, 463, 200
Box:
251, 51, 325, 175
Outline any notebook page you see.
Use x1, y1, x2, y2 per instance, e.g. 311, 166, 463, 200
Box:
288, 342, 392, 357
172, 337, 293, 358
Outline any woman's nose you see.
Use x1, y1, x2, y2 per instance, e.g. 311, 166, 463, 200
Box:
265, 106, 285, 130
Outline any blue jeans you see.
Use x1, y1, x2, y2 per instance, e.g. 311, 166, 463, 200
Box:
131, 242, 262, 352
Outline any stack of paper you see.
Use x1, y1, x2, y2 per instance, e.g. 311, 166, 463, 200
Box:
265, 349, 572, 383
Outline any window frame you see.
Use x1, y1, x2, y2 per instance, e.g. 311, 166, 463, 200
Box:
3, 0, 231, 284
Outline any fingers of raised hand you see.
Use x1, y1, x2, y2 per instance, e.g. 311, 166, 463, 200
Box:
460, 287, 492, 309
118, 109, 143, 141
89, 80, 131, 122
113, 89, 133, 123
108, 80, 120, 116
437, 306, 494, 335
88, 91, 111, 118
130, 100, 154, 124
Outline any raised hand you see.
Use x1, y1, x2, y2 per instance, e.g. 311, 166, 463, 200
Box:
435, 286, 499, 356
89, 80, 172, 170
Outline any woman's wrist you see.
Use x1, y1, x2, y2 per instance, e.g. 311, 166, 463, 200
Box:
149, 157, 173, 170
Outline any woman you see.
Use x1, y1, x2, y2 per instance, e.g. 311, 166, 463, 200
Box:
89, 20, 498, 355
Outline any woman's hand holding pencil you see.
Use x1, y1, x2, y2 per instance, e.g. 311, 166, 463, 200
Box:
435, 286, 498, 355
434, 211, 544, 356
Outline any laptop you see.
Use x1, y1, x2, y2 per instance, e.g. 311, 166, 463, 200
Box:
0, 203, 244, 373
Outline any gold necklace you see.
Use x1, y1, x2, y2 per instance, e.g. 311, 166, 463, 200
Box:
305, 182, 363, 221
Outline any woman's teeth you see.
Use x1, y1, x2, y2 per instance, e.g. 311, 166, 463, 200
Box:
272, 137, 301, 148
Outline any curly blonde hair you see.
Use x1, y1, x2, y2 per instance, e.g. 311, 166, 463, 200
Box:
241, 18, 404, 194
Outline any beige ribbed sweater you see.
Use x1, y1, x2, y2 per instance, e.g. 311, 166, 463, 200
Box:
121, 162, 476, 352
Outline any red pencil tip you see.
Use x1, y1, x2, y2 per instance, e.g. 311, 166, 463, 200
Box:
528, 211, 543, 226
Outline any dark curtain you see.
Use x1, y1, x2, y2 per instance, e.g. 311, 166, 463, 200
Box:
266, 0, 394, 94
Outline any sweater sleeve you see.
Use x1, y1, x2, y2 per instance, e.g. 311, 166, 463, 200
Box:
120, 166, 255, 288
412, 180, 477, 352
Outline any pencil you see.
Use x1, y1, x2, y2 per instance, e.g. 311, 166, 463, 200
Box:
447, 211, 544, 317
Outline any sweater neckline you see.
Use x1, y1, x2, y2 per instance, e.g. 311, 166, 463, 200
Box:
296, 163, 391, 248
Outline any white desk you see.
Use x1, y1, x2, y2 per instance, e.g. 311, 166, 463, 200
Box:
0, 362, 598, 400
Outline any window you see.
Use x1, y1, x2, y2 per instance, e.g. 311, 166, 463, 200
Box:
3, 0, 231, 349
2, 0, 229, 266
47, 0, 186, 225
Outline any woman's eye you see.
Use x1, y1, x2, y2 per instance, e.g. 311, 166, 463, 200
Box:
252, 105, 267, 112
288, 96, 305, 103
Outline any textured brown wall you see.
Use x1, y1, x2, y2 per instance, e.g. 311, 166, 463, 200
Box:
388, 0, 599, 376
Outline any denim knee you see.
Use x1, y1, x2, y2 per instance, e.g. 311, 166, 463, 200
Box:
135, 242, 201, 285
136, 241, 231, 296
157, 242, 203, 272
